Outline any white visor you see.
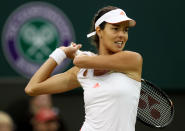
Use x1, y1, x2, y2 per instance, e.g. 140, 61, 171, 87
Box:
87, 9, 136, 38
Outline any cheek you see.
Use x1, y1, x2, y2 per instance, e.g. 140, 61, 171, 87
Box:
104, 32, 116, 42
103, 36, 114, 47
125, 33, 128, 41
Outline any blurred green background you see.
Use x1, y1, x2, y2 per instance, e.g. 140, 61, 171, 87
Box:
0, 0, 185, 90
1, 0, 185, 90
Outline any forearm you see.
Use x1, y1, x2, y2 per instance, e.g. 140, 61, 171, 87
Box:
73, 51, 142, 72
25, 65, 80, 96
73, 55, 115, 70
25, 58, 57, 95
26, 47, 67, 89
28, 58, 57, 84
25, 44, 82, 96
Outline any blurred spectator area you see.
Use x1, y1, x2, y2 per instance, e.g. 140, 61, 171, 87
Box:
0, 80, 185, 131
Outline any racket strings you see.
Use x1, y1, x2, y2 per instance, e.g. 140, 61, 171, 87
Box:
138, 82, 173, 127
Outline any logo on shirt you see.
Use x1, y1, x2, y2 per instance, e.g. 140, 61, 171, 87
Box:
93, 83, 100, 88
120, 11, 125, 16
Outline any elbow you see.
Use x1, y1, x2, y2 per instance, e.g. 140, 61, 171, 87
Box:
25, 86, 37, 96
136, 53, 143, 65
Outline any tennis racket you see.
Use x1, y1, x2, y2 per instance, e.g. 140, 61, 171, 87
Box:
137, 79, 174, 128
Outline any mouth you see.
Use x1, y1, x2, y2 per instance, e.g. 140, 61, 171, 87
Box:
114, 41, 124, 48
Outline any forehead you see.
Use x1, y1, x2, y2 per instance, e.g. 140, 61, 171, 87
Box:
106, 21, 129, 27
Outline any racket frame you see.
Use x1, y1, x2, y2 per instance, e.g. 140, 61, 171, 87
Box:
137, 79, 175, 128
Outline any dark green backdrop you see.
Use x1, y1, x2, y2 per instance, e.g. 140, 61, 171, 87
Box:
0, 1, 185, 131
0, 0, 185, 90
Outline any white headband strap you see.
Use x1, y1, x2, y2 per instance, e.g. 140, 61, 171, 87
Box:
87, 32, 96, 38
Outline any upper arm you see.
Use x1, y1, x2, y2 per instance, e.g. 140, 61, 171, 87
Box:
73, 51, 143, 74
25, 66, 81, 96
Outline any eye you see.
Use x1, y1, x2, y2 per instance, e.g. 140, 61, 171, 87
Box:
124, 27, 129, 32
112, 27, 119, 31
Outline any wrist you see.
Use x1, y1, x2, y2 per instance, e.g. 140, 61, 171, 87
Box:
49, 48, 67, 65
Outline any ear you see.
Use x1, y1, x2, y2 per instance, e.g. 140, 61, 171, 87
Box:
96, 26, 102, 38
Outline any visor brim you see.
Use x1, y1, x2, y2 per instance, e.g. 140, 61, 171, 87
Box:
105, 16, 136, 27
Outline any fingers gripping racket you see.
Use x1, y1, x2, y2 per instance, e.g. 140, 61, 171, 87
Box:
137, 79, 174, 128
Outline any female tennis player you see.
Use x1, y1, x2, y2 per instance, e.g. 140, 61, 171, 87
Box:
25, 6, 143, 131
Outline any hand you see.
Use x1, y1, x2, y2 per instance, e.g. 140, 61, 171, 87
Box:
59, 42, 82, 59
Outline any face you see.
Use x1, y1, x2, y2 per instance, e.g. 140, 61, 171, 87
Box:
0, 123, 13, 131
30, 95, 52, 114
97, 21, 129, 55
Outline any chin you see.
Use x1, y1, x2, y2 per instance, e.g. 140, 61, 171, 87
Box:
111, 49, 122, 54
117, 49, 123, 52
117, 46, 124, 51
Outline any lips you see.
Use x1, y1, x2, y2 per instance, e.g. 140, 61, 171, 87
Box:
114, 41, 123, 48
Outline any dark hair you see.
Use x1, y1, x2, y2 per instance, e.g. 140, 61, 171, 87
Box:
90, 6, 118, 50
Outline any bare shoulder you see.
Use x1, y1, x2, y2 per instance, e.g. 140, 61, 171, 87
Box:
116, 50, 143, 63
120, 50, 142, 57
119, 51, 143, 81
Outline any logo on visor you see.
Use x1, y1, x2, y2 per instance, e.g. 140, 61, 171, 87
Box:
2, 2, 75, 78
120, 11, 125, 16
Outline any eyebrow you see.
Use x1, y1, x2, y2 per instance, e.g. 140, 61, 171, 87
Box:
112, 24, 129, 28
112, 24, 120, 27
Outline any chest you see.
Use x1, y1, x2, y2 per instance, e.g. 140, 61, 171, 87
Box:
78, 70, 141, 104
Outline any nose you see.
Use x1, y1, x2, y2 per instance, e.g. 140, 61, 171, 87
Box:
118, 30, 127, 39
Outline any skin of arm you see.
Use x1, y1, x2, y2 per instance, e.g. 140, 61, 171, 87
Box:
73, 50, 143, 81
25, 44, 82, 96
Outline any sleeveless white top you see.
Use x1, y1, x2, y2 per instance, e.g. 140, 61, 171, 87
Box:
77, 68, 141, 131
